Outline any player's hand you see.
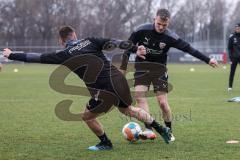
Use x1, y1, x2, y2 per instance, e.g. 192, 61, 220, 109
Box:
209, 58, 218, 68
137, 45, 146, 59
3, 48, 12, 58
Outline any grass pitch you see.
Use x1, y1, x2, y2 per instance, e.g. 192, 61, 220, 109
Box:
0, 63, 240, 160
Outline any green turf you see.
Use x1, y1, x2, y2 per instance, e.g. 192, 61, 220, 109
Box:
0, 63, 240, 160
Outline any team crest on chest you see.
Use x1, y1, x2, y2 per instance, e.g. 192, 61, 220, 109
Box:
159, 42, 166, 49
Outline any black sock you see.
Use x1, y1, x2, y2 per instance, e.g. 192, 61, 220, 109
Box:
98, 133, 111, 143
144, 122, 153, 130
164, 121, 172, 130
150, 120, 164, 133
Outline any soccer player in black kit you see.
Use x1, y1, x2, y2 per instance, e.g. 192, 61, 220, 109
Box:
3, 26, 172, 151
228, 23, 240, 91
120, 9, 218, 141
0, 63, 3, 72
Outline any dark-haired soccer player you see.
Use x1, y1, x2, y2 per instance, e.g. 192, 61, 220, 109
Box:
228, 23, 240, 91
3, 26, 172, 151
120, 8, 218, 141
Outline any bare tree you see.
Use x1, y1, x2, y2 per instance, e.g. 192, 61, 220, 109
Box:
170, 0, 209, 42
0, 0, 234, 48
228, 0, 240, 34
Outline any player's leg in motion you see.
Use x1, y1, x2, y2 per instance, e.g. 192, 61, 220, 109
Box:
118, 106, 171, 144
228, 59, 238, 90
83, 108, 113, 151
85, 72, 171, 151
156, 92, 175, 141
135, 85, 157, 140
85, 103, 171, 151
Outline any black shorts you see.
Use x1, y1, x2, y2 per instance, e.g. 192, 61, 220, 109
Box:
134, 71, 169, 93
86, 72, 132, 113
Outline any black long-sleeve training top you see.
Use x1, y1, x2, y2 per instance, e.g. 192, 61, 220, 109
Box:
228, 32, 240, 60
120, 23, 210, 71
8, 37, 120, 79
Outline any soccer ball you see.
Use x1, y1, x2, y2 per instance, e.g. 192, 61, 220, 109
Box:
190, 68, 195, 72
122, 122, 142, 142
13, 68, 19, 72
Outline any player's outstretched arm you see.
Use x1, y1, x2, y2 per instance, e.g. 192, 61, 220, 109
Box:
3, 48, 42, 63
119, 45, 146, 75
119, 32, 139, 73
173, 39, 219, 68
188, 50, 218, 68
3, 48, 64, 64
119, 45, 137, 74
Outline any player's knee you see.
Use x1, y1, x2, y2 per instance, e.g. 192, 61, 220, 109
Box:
81, 111, 98, 121
135, 97, 147, 105
118, 106, 135, 116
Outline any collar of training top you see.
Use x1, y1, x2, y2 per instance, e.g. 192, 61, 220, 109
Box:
66, 40, 81, 47
235, 23, 240, 27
